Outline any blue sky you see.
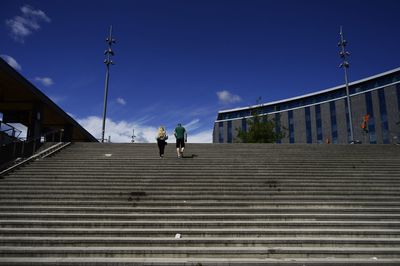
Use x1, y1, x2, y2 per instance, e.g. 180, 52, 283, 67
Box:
1, 0, 400, 142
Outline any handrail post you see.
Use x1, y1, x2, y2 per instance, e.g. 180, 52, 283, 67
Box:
59, 129, 64, 142
13, 141, 16, 158
21, 141, 25, 157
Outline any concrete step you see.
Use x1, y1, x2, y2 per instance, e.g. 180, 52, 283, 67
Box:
1, 211, 399, 220
1, 202, 400, 209
1, 142, 399, 263
1, 188, 400, 195
1, 194, 399, 202
1, 220, 399, 229
1, 236, 400, 247
1, 191, 400, 198
1, 195, 399, 203
1, 198, 400, 206
1, 246, 400, 259
1, 257, 399, 266
2, 228, 400, 237
20, 162, 374, 166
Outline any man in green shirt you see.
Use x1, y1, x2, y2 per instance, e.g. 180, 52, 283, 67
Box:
174, 123, 187, 158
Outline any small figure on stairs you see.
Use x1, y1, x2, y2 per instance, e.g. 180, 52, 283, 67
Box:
174, 123, 187, 158
156, 126, 168, 158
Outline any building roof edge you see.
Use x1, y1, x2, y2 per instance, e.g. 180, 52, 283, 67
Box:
218, 66, 400, 114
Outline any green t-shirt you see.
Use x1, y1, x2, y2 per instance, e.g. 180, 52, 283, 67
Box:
174, 126, 186, 139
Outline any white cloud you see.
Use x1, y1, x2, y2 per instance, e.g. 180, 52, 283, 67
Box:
217, 90, 241, 104
184, 119, 200, 130
35, 77, 54, 86
76, 116, 212, 143
77, 116, 156, 143
187, 129, 213, 143
21, 5, 51, 22
0, 55, 22, 70
6, 5, 51, 42
49, 95, 66, 104
116, 97, 127, 105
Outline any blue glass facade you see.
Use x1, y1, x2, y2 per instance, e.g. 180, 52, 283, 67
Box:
217, 71, 400, 122
275, 113, 281, 144
365, 92, 376, 144
305, 107, 312, 143
214, 68, 400, 144
218, 122, 224, 143
315, 105, 323, 144
227, 121, 232, 143
396, 84, 400, 141
378, 89, 389, 144
329, 102, 338, 144
397, 84, 400, 113
241, 118, 247, 133
288, 110, 294, 143
344, 100, 351, 143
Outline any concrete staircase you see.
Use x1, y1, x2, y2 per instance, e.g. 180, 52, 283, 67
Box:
0, 142, 400, 265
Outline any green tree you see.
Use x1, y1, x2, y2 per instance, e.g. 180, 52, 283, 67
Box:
236, 106, 286, 143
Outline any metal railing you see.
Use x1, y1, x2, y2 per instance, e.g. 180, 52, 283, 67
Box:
0, 122, 22, 144
0, 141, 71, 177
0, 128, 65, 167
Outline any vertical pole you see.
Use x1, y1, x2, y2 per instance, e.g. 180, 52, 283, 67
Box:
101, 25, 115, 143
101, 63, 110, 143
101, 26, 112, 142
339, 26, 354, 143
343, 64, 354, 142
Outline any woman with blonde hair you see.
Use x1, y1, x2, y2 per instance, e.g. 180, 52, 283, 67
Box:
156, 126, 168, 158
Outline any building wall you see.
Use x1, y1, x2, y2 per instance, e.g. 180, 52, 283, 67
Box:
386, 85, 400, 143
320, 102, 331, 143
293, 108, 306, 143
213, 78, 400, 144
212, 124, 218, 143
350, 94, 367, 142
336, 99, 348, 144
232, 119, 241, 143
372, 90, 382, 143
216, 121, 226, 143
310, 105, 317, 144
280, 111, 289, 143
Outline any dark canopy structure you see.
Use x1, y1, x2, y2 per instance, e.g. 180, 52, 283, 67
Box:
0, 58, 97, 142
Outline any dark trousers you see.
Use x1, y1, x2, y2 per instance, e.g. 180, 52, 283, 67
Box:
157, 139, 166, 156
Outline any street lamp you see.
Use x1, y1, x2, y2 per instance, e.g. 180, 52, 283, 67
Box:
338, 26, 354, 143
101, 25, 116, 143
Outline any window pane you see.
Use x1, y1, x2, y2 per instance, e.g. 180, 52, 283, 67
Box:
365, 92, 376, 144
378, 89, 389, 143
218, 122, 224, 143
227, 121, 232, 143
288, 110, 294, 143
330, 102, 338, 143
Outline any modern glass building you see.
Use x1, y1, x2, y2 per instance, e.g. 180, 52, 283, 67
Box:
213, 67, 400, 144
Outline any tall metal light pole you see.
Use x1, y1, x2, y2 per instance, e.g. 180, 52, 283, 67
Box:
101, 25, 116, 143
338, 26, 354, 143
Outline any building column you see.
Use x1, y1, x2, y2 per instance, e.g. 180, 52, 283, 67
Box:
27, 103, 43, 150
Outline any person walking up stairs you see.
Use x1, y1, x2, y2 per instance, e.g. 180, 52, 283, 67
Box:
174, 123, 187, 158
